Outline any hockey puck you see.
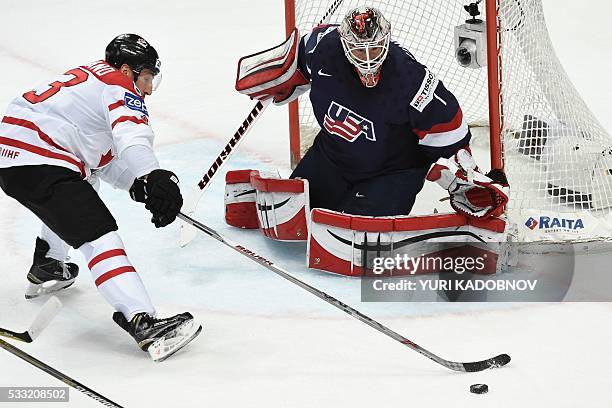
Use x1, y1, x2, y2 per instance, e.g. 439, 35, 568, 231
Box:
470, 384, 488, 394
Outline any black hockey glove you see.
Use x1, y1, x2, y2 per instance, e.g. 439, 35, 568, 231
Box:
130, 169, 183, 228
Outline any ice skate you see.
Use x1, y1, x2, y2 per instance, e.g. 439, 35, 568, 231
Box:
113, 311, 202, 362
25, 238, 79, 299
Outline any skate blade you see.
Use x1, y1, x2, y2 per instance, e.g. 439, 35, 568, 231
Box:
147, 319, 203, 362
25, 279, 75, 300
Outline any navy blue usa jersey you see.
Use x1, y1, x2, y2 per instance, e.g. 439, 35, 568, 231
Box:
297, 25, 471, 180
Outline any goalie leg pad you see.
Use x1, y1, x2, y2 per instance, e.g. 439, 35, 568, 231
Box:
307, 209, 509, 277
225, 170, 258, 229
250, 171, 310, 241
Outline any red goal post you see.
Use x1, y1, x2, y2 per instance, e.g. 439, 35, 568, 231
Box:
284, 0, 304, 168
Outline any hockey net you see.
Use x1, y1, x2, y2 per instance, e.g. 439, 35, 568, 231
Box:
287, 0, 612, 242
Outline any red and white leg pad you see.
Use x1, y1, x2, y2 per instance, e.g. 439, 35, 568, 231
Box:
250, 171, 310, 241
307, 209, 511, 277
225, 170, 258, 229
225, 169, 310, 241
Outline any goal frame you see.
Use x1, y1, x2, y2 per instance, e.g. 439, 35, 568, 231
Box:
284, 0, 504, 170
282, 0, 612, 243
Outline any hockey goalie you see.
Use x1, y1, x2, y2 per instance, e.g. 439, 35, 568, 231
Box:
229, 7, 510, 276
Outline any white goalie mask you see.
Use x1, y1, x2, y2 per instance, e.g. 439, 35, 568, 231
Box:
339, 7, 391, 88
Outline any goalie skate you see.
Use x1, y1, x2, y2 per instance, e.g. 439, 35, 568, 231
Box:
25, 238, 79, 300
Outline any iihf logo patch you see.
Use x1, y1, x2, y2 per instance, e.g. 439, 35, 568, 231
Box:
323, 101, 376, 142
525, 217, 538, 230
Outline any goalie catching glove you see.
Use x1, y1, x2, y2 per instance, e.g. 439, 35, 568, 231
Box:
426, 147, 509, 219
130, 169, 183, 228
235, 28, 310, 105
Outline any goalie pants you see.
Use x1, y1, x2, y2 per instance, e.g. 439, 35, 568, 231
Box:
0, 165, 118, 248
291, 144, 428, 216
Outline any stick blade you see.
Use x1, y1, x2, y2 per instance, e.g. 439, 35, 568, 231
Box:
179, 193, 201, 247
180, 224, 198, 247
462, 353, 511, 372
27, 297, 62, 342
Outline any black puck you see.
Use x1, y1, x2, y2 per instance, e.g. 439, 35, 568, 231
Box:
470, 384, 488, 394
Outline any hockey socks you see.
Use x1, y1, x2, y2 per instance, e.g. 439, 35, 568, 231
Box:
79, 231, 155, 319
40, 223, 71, 262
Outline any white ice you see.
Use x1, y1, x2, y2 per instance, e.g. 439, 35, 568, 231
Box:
1, 1, 612, 407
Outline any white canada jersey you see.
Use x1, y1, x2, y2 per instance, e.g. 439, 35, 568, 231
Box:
0, 60, 155, 178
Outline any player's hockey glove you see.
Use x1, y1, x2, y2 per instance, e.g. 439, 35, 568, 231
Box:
426, 148, 509, 219
130, 169, 183, 228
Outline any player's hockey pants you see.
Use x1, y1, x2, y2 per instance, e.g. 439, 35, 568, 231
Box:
0, 165, 118, 248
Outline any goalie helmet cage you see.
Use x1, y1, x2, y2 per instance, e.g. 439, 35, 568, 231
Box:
284, 0, 612, 242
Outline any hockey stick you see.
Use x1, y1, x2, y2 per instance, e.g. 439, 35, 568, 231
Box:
0, 339, 124, 408
179, 99, 271, 247
0, 296, 62, 343
178, 212, 511, 372
179, 0, 346, 247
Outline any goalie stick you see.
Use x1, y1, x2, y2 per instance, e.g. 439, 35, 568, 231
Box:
178, 212, 511, 372
179, 0, 346, 247
0, 296, 62, 343
0, 339, 124, 408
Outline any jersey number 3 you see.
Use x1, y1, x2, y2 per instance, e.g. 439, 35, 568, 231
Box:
23, 68, 89, 104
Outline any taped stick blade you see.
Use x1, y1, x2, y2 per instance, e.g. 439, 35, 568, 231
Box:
180, 224, 198, 247
27, 297, 62, 341
179, 205, 199, 247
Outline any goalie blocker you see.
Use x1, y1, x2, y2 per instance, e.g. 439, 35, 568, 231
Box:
235, 28, 310, 105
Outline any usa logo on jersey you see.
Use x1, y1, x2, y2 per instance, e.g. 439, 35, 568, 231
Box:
323, 101, 376, 142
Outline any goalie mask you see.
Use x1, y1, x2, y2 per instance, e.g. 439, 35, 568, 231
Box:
339, 7, 391, 88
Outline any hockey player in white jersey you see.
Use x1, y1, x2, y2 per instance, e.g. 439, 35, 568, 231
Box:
0, 34, 200, 361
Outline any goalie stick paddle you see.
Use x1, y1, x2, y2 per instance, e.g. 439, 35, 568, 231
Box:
0, 339, 124, 408
178, 212, 511, 372
179, 0, 346, 247
0, 296, 62, 343
179, 99, 270, 247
